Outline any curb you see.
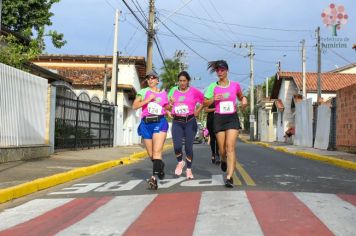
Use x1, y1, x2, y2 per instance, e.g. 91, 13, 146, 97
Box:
0, 143, 174, 204
239, 138, 356, 171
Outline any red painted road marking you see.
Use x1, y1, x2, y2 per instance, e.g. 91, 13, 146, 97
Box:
246, 191, 334, 236
124, 192, 201, 236
0, 197, 113, 236
337, 194, 356, 206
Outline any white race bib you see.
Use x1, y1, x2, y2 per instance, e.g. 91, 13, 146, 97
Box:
147, 102, 162, 115
219, 101, 234, 114
174, 104, 189, 115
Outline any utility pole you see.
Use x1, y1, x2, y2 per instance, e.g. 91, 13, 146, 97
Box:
266, 77, 268, 98
175, 50, 186, 71
111, 9, 120, 105
0, 0, 3, 32
249, 44, 255, 141
103, 64, 108, 100
316, 27, 322, 102
301, 39, 307, 98
234, 43, 255, 140
146, 0, 155, 73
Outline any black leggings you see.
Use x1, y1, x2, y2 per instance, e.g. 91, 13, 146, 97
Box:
207, 119, 219, 157
172, 118, 198, 158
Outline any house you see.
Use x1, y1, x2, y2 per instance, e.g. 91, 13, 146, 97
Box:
32, 54, 146, 146
270, 71, 356, 142
328, 62, 356, 74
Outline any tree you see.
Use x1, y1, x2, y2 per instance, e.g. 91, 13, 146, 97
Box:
0, 0, 66, 68
160, 52, 187, 91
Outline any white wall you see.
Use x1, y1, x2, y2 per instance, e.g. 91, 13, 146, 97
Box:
0, 63, 48, 146
118, 64, 141, 92
276, 79, 298, 142
306, 93, 336, 103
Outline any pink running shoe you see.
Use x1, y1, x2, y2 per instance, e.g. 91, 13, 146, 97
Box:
175, 161, 185, 176
186, 168, 194, 179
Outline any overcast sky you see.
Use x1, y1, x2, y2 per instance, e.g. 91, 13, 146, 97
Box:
44, 0, 355, 91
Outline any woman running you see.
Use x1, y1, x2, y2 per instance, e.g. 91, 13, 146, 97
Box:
205, 103, 220, 164
204, 60, 247, 187
133, 71, 169, 190
168, 71, 204, 179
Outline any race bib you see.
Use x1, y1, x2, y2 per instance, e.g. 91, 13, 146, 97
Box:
219, 101, 234, 114
174, 104, 189, 115
147, 102, 162, 115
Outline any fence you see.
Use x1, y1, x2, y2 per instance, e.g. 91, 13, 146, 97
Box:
54, 85, 115, 149
0, 63, 48, 146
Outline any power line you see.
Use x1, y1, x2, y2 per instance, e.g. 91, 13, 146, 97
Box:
132, 0, 148, 22
157, 9, 313, 32
104, 0, 116, 10
157, 17, 209, 62
328, 48, 355, 65
122, 0, 148, 33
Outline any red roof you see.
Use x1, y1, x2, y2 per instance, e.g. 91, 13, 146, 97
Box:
279, 72, 356, 92
42, 66, 108, 85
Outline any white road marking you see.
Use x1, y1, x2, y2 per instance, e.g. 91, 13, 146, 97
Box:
295, 192, 356, 236
56, 195, 156, 236
0, 198, 73, 230
193, 191, 264, 236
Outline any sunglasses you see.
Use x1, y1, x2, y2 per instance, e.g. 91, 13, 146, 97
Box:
215, 67, 227, 72
147, 76, 158, 81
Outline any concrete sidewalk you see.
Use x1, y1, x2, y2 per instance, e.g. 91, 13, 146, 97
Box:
239, 133, 356, 170
0, 141, 173, 204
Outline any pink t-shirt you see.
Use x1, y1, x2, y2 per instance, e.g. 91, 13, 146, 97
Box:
168, 86, 204, 116
204, 80, 242, 114
137, 87, 169, 118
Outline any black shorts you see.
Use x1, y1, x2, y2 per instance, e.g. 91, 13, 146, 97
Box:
214, 113, 241, 133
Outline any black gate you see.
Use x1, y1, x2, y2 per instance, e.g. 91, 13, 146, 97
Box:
328, 97, 337, 150
54, 86, 115, 150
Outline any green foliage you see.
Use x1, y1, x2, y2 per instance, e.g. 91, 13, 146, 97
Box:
0, 0, 66, 68
0, 35, 41, 70
261, 76, 276, 98
160, 57, 187, 91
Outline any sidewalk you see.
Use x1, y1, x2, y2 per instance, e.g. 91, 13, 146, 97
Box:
239, 133, 356, 170
0, 141, 173, 204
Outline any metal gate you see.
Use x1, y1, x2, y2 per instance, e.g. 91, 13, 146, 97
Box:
54, 86, 115, 150
328, 97, 337, 150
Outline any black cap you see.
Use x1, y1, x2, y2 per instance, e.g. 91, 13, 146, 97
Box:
145, 70, 158, 78
215, 60, 228, 70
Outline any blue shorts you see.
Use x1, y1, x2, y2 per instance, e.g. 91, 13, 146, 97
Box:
138, 117, 169, 139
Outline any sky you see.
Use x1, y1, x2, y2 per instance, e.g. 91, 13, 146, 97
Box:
44, 0, 355, 92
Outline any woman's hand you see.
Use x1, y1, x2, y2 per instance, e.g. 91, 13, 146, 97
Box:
241, 96, 248, 109
214, 94, 223, 101
169, 97, 175, 106
145, 94, 156, 103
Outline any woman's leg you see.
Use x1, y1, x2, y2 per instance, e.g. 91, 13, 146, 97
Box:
225, 129, 239, 180
143, 139, 153, 161
215, 131, 226, 161
184, 119, 197, 178
152, 131, 167, 160
172, 121, 184, 162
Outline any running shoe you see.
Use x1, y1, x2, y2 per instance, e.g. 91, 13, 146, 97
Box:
220, 161, 227, 172
175, 161, 185, 176
225, 177, 234, 188
211, 156, 216, 164
186, 168, 194, 179
147, 176, 158, 190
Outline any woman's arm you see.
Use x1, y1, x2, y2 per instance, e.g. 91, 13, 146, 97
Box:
133, 94, 154, 110
204, 107, 215, 113
237, 91, 248, 109
203, 98, 214, 107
